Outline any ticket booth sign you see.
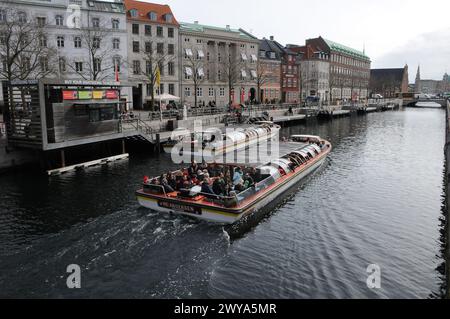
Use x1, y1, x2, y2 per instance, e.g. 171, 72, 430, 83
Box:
63, 90, 78, 100
106, 90, 118, 99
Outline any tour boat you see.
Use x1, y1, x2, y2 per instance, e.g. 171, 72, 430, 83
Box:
163, 122, 281, 158
136, 135, 332, 224
414, 101, 442, 109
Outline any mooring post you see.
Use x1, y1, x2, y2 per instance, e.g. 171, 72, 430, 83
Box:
121, 139, 126, 154
155, 134, 161, 155
60, 149, 66, 168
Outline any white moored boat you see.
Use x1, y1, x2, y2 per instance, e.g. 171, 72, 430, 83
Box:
163, 122, 281, 159
136, 135, 332, 224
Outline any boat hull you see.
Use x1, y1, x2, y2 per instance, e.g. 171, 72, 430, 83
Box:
137, 153, 327, 224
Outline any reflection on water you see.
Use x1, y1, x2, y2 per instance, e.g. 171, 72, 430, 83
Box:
0, 108, 446, 298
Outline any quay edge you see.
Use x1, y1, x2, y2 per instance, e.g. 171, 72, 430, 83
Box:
445, 100, 450, 299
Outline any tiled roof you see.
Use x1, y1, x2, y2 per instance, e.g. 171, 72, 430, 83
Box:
324, 38, 370, 61
180, 22, 256, 40
123, 0, 179, 26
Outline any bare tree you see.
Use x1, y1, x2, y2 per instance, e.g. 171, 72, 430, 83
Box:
221, 48, 243, 106
0, 5, 57, 111
138, 44, 174, 111
183, 47, 205, 109
66, 27, 118, 81
255, 59, 270, 104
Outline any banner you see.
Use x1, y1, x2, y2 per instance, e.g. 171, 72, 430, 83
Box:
106, 90, 118, 99
63, 90, 78, 100
93, 91, 105, 99
78, 91, 93, 100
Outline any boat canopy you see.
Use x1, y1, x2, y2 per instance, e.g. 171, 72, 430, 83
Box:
225, 131, 247, 143
309, 144, 322, 153
271, 159, 292, 173
259, 165, 281, 179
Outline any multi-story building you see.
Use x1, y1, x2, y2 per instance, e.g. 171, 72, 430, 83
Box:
0, 0, 131, 101
279, 44, 300, 103
179, 21, 259, 108
302, 37, 371, 102
415, 66, 450, 95
258, 37, 282, 104
289, 44, 330, 102
370, 65, 409, 98
124, 0, 179, 110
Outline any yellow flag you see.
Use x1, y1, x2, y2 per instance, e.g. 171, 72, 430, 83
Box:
155, 65, 161, 87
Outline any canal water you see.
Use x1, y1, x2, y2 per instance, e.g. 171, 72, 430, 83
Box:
0, 108, 446, 298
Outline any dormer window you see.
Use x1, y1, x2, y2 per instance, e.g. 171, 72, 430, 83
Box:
148, 12, 157, 21
129, 9, 138, 18
164, 14, 173, 23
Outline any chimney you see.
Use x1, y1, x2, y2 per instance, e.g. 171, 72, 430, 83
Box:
194, 21, 199, 24
270, 36, 274, 41
226, 25, 230, 30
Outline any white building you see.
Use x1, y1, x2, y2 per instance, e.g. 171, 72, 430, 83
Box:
0, 0, 131, 102
300, 52, 330, 103
179, 22, 259, 107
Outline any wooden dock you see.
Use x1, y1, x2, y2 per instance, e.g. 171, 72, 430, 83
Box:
47, 154, 129, 176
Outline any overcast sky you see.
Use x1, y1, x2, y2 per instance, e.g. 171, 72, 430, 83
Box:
144, 0, 450, 82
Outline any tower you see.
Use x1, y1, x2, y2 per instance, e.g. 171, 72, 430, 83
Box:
415, 65, 421, 93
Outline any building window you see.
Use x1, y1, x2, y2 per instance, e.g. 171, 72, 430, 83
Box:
40, 57, 48, 72
169, 84, 175, 95
157, 26, 163, 37
92, 18, 100, 28
57, 36, 64, 48
93, 58, 101, 73
157, 43, 164, 54
75, 62, 83, 72
132, 24, 139, 34
158, 62, 164, 76
165, 14, 173, 23
129, 9, 138, 18
18, 12, 27, 23
196, 87, 203, 97
184, 87, 191, 97
209, 88, 214, 97
39, 36, 47, 47
149, 12, 157, 21
133, 41, 139, 53
168, 44, 174, 55
113, 38, 120, 50
112, 19, 119, 29
146, 61, 152, 75
37, 17, 46, 27
145, 41, 152, 53
159, 83, 164, 94
185, 67, 192, 80
145, 25, 151, 36
168, 28, 174, 38
219, 88, 225, 96
74, 36, 81, 48
93, 37, 101, 49
113, 57, 121, 72
0, 9, 6, 23
168, 62, 174, 76
133, 60, 140, 74
55, 15, 63, 26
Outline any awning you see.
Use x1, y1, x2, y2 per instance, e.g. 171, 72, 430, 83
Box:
197, 50, 205, 58
197, 67, 204, 77
251, 54, 257, 62
185, 48, 193, 57
241, 69, 247, 78
147, 93, 180, 101
241, 53, 248, 61
185, 67, 193, 76
250, 70, 257, 78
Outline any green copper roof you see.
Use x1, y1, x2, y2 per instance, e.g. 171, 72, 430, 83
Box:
180, 22, 255, 40
324, 38, 370, 61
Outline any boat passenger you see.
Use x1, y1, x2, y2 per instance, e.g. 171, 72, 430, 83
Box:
188, 160, 199, 176
191, 174, 199, 185
201, 179, 215, 195
233, 167, 244, 186
213, 173, 226, 195
161, 178, 175, 193
243, 173, 255, 189
235, 182, 246, 193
